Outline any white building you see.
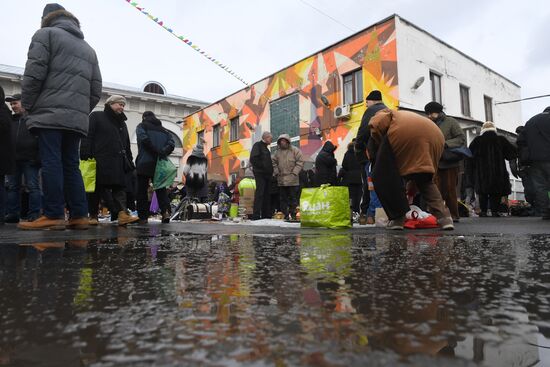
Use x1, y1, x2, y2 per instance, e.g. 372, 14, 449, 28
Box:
0, 63, 209, 180
395, 16, 522, 134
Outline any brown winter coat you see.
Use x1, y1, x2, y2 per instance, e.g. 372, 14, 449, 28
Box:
272, 134, 305, 186
369, 109, 444, 176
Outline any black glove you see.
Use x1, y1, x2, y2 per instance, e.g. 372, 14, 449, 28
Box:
143, 138, 161, 156
159, 146, 173, 158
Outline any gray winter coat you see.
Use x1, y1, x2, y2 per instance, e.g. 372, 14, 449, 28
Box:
21, 9, 102, 136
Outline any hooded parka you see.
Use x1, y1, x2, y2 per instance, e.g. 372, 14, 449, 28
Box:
135, 113, 175, 177
315, 141, 338, 186
21, 7, 102, 136
272, 134, 304, 186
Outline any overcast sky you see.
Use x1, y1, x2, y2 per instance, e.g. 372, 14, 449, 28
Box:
2, 0, 549, 125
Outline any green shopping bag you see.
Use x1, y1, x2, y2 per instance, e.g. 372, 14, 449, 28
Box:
300, 235, 352, 281
79, 159, 96, 193
153, 158, 178, 189
300, 184, 351, 228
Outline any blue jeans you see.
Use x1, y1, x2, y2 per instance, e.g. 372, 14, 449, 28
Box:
530, 161, 550, 216
6, 161, 42, 220
37, 129, 88, 219
367, 190, 381, 217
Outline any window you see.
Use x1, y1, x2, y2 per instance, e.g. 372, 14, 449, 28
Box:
212, 124, 220, 147
430, 71, 442, 104
342, 69, 363, 105
143, 82, 165, 95
484, 95, 493, 121
167, 131, 183, 149
229, 117, 239, 142
197, 130, 204, 142
270, 94, 300, 151
459, 84, 471, 117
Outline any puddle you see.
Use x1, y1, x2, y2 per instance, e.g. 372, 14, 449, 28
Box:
0, 233, 549, 366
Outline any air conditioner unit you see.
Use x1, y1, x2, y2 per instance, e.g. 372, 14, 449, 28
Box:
334, 104, 351, 119
240, 159, 249, 169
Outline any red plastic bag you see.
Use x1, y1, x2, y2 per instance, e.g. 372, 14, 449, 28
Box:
404, 210, 439, 229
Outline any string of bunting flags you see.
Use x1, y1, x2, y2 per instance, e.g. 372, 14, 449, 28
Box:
124, 0, 249, 86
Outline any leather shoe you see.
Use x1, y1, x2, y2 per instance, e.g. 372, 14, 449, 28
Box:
67, 217, 89, 230
18, 216, 66, 231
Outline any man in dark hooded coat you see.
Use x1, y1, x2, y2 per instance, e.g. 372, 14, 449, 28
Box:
135, 111, 175, 223
314, 141, 337, 186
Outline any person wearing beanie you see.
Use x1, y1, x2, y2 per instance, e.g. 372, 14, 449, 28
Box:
517, 107, 550, 219
80, 95, 139, 226
105, 95, 127, 106
424, 101, 466, 222
18, 3, 102, 230
355, 90, 386, 224
135, 111, 175, 223
183, 140, 209, 202
468, 122, 517, 217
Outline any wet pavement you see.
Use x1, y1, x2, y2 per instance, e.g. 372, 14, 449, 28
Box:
1, 222, 550, 366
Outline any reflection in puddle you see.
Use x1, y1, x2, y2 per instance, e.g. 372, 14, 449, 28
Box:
0, 233, 548, 366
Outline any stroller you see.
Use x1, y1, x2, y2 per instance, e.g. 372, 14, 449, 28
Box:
171, 196, 211, 221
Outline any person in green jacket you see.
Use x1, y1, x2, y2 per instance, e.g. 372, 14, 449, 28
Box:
425, 102, 466, 222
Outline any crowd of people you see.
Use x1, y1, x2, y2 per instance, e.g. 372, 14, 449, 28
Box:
248, 90, 550, 230
1, 3, 549, 231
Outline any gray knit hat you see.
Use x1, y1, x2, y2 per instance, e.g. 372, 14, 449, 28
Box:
191, 142, 205, 158
105, 95, 127, 105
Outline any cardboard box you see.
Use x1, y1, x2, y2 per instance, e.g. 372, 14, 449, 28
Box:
239, 187, 255, 217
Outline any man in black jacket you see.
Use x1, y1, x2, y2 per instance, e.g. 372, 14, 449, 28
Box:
315, 141, 337, 186
80, 95, 139, 226
355, 90, 386, 222
518, 107, 550, 219
4, 94, 41, 223
249, 131, 273, 220
18, 4, 102, 230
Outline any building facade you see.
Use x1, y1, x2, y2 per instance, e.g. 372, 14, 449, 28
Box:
181, 14, 522, 188
0, 64, 209, 180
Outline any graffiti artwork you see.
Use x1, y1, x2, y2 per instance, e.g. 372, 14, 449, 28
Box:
182, 17, 399, 182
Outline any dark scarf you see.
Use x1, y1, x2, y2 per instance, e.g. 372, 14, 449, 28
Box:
104, 105, 127, 125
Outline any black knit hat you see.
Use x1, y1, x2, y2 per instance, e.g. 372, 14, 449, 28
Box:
424, 101, 444, 114
42, 3, 65, 18
365, 90, 382, 101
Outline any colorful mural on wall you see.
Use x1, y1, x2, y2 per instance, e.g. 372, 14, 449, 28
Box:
182, 17, 399, 182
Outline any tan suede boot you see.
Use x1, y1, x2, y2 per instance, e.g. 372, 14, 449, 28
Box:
118, 211, 139, 226
17, 216, 66, 231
